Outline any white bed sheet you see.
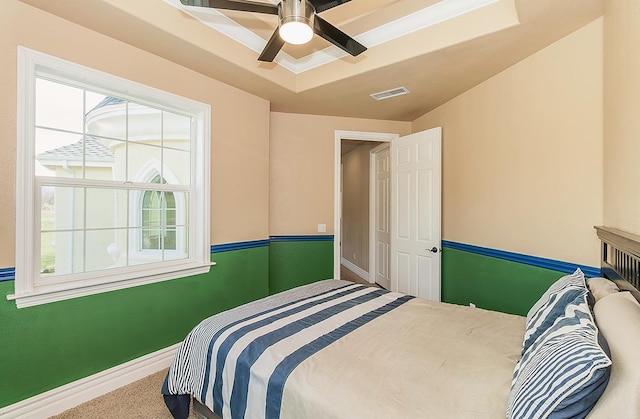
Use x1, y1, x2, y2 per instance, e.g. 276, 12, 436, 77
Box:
280, 295, 525, 419
165, 280, 526, 419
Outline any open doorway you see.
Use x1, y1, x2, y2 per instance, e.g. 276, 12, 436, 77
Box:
341, 139, 383, 285
333, 131, 398, 284
334, 128, 443, 300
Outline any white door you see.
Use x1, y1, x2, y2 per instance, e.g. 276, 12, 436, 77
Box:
372, 145, 391, 289
391, 128, 442, 300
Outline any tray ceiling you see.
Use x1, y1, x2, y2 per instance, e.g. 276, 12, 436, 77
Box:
19, 0, 604, 121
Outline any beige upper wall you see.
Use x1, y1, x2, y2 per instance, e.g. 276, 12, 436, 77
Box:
2, 1, 614, 269
0, 1, 270, 267
603, 0, 640, 235
269, 113, 410, 235
412, 19, 604, 267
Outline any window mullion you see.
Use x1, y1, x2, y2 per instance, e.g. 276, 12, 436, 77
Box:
82, 90, 87, 274
160, 111, 165, 261
36, 176, 190, 192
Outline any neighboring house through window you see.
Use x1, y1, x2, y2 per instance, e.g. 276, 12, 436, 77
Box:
142, 174, 177, 251
11, 47, 211, 308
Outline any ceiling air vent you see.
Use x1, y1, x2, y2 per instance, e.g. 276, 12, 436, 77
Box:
370, 87, 410, 101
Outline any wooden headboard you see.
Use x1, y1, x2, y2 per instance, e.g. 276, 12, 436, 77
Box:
595, 226, 640, 292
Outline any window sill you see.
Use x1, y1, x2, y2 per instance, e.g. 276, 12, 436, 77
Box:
7, 262, 216, 308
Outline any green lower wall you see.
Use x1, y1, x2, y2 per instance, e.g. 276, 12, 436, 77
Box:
269, 240, 334, 294
0, 245, 269, 409
267, 239, 562, 315
0, 238, 574, 408
442, 248, 565, 316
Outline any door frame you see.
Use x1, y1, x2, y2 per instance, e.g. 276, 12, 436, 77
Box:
333, 130, 399, 280
369, 143, 391, 287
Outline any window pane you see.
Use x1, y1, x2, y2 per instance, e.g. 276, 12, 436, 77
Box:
128, 143, 162, 183
110, 235, 128, 267
35, 128, 84, 177
140, 186, 163, 251
166, 208, 176, 226
128, 102, 161, 142
81, 137, 115, 180
163, 227, 177, 251
35, 78, 84, 133
86, 229, 121, 272
142, 207, 162, 228
41, 231, 84, 277
163, 111, 191, 152
42, 186, 85, 231
174, 191, 188, 224
86, 188, 127, 229
41, 186, 56, 231
164, 227, 189, 261
40, 231, 56, 276
99, 138, 126, 182
163, 149, 190, 185
142, 228, 162, 250
141, 189, 163, 239
85, 95, 127, 141
86, 91, 109, 112
129, 227, 163, 267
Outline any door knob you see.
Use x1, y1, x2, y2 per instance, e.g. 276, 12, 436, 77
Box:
429, 247, 439, 253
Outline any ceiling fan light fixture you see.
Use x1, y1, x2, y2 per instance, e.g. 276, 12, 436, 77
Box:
180, 0, 366, 62
279, 20, 313, 45
278, 0, 315, 45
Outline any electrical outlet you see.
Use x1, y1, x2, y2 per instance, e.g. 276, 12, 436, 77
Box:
317, 223, 326, 233
469, 303, 476, 308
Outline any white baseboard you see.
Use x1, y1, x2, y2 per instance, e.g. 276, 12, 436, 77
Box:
340, 258, 372, 283
0, 342, 181, 419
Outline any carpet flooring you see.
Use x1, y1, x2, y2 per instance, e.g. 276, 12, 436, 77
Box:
340, 264, 381, 288
49, 369, 196, 419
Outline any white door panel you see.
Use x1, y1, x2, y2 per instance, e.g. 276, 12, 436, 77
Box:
396, 251, 411, 294
417, 254, 433, 299
391, 128, 442, 301
417, 170, 433, 242
396, 172, 411, 239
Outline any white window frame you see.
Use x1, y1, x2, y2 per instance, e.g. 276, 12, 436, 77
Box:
9, 47, 211, 308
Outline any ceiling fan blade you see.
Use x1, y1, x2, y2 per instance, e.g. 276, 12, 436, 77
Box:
314, 15, 366, 57
258, 28, 286, 62
179, 0, 278, 15
309, 0, 351, 14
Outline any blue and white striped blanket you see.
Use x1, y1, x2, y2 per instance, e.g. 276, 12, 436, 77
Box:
163, 280, 413, 419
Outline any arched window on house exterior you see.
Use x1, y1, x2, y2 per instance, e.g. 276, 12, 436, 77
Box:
141, 174, 176, 251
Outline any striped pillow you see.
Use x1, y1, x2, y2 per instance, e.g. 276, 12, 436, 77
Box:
507, 292, 612, 419
522, 269, 587, 353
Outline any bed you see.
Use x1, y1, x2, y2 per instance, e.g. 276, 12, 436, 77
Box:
162, 226, 640, 419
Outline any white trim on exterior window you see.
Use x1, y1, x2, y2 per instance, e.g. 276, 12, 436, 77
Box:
128, 163, 187, 258
9, 46, 211, 308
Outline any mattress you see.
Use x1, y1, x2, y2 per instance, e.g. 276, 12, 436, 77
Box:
163, 279, 526, 419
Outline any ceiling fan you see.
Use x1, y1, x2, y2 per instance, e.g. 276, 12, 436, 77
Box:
179, 0, 367, 62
